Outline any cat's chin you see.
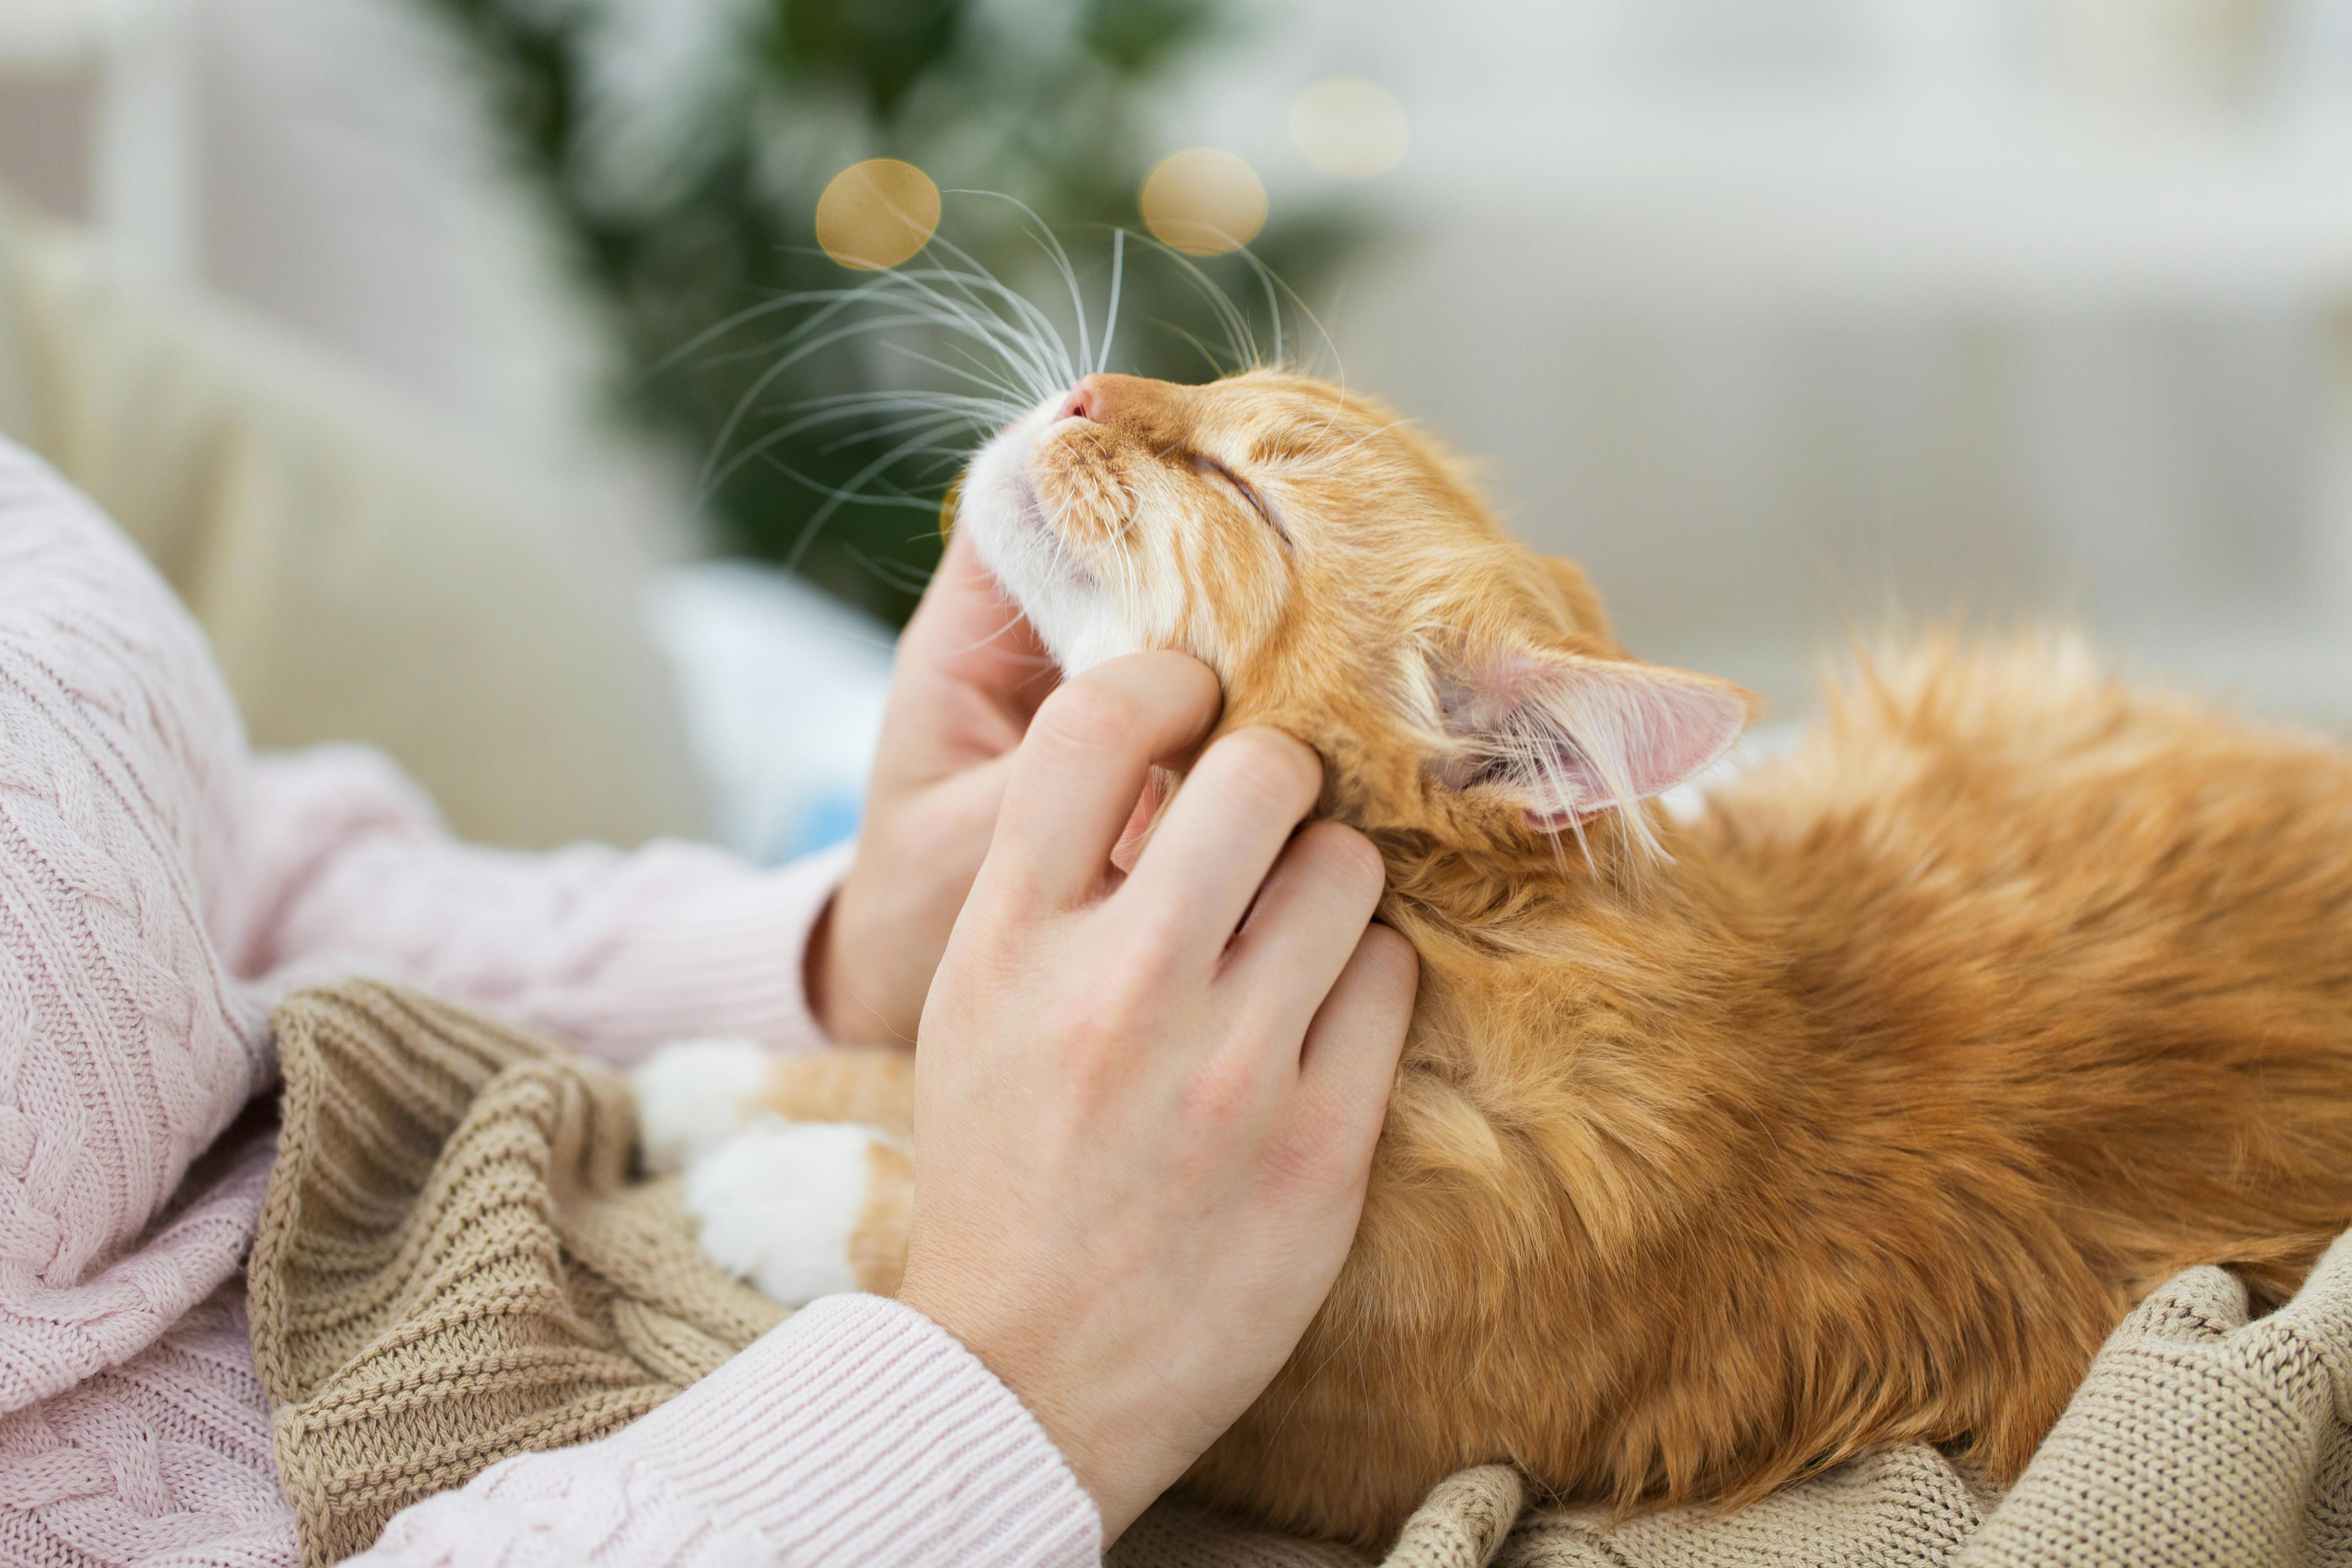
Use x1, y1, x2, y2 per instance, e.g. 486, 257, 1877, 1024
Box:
960, 426, 1136, 675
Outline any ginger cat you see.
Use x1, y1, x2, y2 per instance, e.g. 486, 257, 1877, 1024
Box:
635, 369, 2352, 1549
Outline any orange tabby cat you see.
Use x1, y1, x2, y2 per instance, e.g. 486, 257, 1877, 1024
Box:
636, 369, 2352, 1548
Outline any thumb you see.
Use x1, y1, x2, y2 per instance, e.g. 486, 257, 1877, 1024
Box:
903, 531, 1058, 717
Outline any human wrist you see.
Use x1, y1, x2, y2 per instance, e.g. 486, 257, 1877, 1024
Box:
898, 1269, 1166, 1539
614, 1294, 1104, 1566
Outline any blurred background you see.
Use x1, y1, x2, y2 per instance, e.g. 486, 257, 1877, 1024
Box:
6, 0, 2352, 862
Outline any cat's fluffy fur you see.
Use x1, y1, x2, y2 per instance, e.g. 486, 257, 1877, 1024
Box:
642, 370, 2352, 1549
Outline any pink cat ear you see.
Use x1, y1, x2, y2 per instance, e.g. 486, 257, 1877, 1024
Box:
1435, 649, 1748, 831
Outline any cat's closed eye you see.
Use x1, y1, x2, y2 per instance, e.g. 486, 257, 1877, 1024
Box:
1190, 452, 1288, 545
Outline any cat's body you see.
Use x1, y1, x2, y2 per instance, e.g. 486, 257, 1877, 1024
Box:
1192, 634, 2352, 1539
638, 369, 2352, 1548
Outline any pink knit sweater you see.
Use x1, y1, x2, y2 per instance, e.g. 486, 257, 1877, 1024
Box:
0, 442, 1102, 1566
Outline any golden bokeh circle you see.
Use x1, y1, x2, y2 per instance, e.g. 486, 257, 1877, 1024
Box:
1290, 77, 1410, 179
815, 159, 942, 271
1138, 148, 1268, 257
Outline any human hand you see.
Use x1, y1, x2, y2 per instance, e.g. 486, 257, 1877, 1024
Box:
894, 651, 1421, 1540
807, 528, 1057, 1044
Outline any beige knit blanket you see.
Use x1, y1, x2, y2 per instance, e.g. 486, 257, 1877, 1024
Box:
250, 982, 2352, 1567
251, 983, 790, 1564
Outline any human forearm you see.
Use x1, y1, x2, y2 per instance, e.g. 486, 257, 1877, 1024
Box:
231, 745, 847, 1065
352, 1295, 1100, 1568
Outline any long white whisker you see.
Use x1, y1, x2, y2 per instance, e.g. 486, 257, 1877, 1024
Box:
1237, 245, 1284, 366
942, 191, 1091, 386
853, 274, 1056, 403
699, 311, 982, 500
1133, 232, 1258, 370
882, 267, 1062, 398
687, 198, 1346, 606
776, 414, 984, 567
641, 281, 886, 384
871, 341, 1033, 411
895, 244, 1075, 398
1097, 229, 1126, 377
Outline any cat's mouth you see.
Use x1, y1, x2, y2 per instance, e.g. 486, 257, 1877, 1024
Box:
961, 405, 1131, 673
963, 416, 1069, 575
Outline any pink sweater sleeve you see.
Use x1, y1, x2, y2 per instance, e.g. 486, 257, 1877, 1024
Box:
354, 1296, 1102, 1568
224, 744, 849, 1067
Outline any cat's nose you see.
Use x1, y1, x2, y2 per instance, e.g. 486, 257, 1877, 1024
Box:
1058, 377, 1111, 423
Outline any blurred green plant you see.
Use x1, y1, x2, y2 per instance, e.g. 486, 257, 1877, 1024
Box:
421, 0, 1355, 623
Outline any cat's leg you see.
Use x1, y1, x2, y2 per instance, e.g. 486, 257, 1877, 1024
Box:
631, 1041, 916, 1304
631, 1039, 916, 1172
753, 1047, 916, 1133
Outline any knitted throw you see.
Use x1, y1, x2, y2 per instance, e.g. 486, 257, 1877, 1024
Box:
248, 982, 787, 1566
247, 980, 2352, 1568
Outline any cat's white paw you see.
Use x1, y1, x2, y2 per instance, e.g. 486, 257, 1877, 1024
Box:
631, 1037, 772, 1174
684, 1117, 887, 1306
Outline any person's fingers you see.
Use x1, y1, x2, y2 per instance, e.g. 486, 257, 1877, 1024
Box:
900, 530, 1060, 720
1292, 924, 1418, 1143
1220, 822, 1388, 1031
988, 653, 1222, 908
1122, 728, 1324, 959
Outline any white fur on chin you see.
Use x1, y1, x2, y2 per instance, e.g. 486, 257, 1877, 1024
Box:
961, 402, 1146, 675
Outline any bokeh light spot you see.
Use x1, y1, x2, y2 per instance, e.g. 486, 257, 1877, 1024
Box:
816, 159, 941, 271
1290, 77, 1410, 179
1139, 148, 1268, 256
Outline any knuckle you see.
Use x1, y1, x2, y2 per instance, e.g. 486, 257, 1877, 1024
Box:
1060, 937, 1180, 1053
1053, 998, 1143, 1093
1068, 969, 1149, 1040
1121, 901, 1194, 969
1182, 1051, 1261, 1125
1260, 1116, 1351, 1193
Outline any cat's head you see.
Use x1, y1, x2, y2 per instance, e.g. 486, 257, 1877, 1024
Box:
958, 369, 1750, 855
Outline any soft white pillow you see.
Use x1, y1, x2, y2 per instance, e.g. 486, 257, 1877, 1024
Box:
0, 199, 707, 850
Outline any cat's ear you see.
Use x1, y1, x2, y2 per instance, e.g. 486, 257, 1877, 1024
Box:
1431, 646, 1750, 831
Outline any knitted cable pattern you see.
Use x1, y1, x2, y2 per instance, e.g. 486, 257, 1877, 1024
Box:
249, 981, 784, 1565
0, 461, 274, 1414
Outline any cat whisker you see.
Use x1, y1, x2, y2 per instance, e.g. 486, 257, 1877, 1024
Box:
944, 610, 1058, 669
941, 190, 1092, 385
1129, 230, 1261, 371
1098, 229, 1127, 378
695, 300, 1039, 505
822, 406, 1007, 454
893, 246, 1080, 400
757, 414, 987, 569
1233, 244, 1285, 368
840, 542, 940, 597
869, 340, 1038, 413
